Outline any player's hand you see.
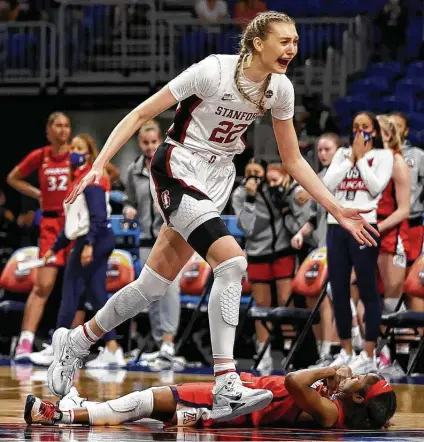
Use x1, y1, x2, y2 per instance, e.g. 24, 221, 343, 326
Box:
295, 189, 311, 206
291, 232, 304, 249
81, 244, 93, 267
326, 365, 352, 395
352, 131, 369, 161
335, 207, 379, 247
245, 177, 259, 196
123, 206, 137, 220
43, 249, 56, 263
65, 167, 103, 204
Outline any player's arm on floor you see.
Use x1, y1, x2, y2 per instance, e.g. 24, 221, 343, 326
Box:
285, 367, 339, 428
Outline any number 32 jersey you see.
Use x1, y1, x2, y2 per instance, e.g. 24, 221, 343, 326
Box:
17, 146, 70, 213
167, 54, 295, 157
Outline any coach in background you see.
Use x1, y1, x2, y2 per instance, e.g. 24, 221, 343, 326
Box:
123, 120, 181, 370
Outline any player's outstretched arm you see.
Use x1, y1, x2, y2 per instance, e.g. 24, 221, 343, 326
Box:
66, 87, 177, 203
272, 117, 379, 247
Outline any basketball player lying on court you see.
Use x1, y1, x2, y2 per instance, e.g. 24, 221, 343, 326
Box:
25, 366, 396, 430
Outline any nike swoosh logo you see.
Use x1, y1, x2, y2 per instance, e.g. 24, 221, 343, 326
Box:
229, 401, 246, 411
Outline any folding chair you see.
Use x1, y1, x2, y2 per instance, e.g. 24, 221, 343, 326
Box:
249, 247, 329, 372
377, 255, 424, 375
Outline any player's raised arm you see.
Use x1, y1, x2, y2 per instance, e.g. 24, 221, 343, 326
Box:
66, 87, 178, 203
272, 117, 378, 247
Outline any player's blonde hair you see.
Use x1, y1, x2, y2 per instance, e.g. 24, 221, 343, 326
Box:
46, 111, 70, 128
235, 11, 295, 115
138, 119, 162, 138
377, 115, 402, 154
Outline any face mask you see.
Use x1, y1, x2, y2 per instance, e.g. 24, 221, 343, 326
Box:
246, 175, 263, 184
350, 129, 373, 145
70, 152, 87, 168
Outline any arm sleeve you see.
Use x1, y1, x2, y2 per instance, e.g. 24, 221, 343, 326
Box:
356, 151, 394, 197
271, 76, 295, 121
52, 230, 71, 252
124, 163, 137, 209
83, 185, 108, 245
323, 148, 353, 192
168, 55, 221, 101
231, 186, 257, 236
16, 149, 43, 177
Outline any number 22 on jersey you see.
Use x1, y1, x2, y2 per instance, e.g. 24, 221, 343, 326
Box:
209, 121, 248, 144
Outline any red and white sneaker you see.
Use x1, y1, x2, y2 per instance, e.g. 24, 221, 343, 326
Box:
14, 339, 33, 361
24, 395, 63, 425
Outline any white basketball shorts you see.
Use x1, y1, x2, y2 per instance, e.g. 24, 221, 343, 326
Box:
150, 142, 236, 240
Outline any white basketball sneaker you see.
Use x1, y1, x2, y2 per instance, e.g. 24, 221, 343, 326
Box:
29, 344, 54, 367
211, 372, 273, 421
58, 386, 87, 410
47, 328, 89, 397
85, 347, 126, 369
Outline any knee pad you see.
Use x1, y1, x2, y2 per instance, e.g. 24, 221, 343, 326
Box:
96, 265, 171, 332
213, 256, 247, 327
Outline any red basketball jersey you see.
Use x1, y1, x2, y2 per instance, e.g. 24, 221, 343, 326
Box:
17, 146, 70, 213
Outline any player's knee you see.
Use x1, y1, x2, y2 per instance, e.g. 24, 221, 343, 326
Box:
214, 255, 247, 281
31, 282, 53, 299
111, 265, 171, 318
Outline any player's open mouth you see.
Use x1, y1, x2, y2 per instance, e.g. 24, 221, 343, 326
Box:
277, 58, 290, 68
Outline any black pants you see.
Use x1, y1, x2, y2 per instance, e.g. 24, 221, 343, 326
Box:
327, 224, 381, 343
56, 227, 116, 342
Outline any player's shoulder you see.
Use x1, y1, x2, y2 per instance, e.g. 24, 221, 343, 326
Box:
377, 148, 394, 159
271, 73, 294, 94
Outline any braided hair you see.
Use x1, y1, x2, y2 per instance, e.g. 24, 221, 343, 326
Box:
378, 115, 402, 154
234, 11, 295, 115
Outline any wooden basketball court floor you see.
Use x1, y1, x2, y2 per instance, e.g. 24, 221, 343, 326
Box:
0, 363, 424, 441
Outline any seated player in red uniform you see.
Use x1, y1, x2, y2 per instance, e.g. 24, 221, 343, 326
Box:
25, 366, 396, 430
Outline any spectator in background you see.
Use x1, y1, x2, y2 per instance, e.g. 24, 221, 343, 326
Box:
302, 93, 339, 138
0, 0, 10, 21
233, 0, 268, 30
123, 120, 181, 370
31, 134, 125, 368
291, 133, 341, 365
195, 0, 228, 25
231, 159, 297, 375
376, 0, 408, 61
322, 112, 393, 374
7, 112, 72, 361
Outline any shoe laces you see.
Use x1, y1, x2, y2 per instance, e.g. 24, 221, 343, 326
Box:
38, 400, 60, 423
59, 345, 87, 381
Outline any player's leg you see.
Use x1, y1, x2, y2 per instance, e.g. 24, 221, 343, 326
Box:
48, 225, 193, 396
15, 266, 58, 360
24, 386, 177, 426
16, 219, 62, 359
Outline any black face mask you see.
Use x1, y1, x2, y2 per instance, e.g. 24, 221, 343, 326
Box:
245, 175, 263, 185
268, 185, 289, 210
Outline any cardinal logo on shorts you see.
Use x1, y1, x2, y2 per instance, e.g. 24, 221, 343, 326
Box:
161, 190, 171, 209
182, 411, 197, 424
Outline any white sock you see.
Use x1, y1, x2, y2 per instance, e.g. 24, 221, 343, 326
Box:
70, 324, 98, 353
257, 341, 272, 359
85, 390, 154, 425
19, 331, 35, 345
57, 409, 74, 424
214, 362, 236, 379
160, 341, 175, 356
320, 341, 332, 359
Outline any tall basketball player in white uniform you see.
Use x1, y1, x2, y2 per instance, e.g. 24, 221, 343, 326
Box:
48, 11, 378, 421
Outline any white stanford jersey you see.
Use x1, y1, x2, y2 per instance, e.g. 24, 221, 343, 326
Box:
323, 147, 394, 224
167, 54, 295, 157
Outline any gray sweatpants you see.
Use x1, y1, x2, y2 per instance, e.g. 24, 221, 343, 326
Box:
139, 247, 181, 343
